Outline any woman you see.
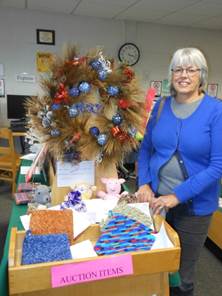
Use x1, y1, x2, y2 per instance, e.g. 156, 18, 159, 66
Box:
137, 48, 222, 296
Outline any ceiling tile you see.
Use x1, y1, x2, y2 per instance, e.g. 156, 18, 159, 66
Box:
202, 0, 222, 4
114, 0, 201, 22
0, 0, 26, 9
73, 0, 139, 18
0, 0, 221, 31
190, 16, 222, 30
156, 14, 208, 27
172, 3, 222, 16
28, 0, 80, 14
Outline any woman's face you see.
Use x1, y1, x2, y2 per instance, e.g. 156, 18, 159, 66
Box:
171, 65, 201, 97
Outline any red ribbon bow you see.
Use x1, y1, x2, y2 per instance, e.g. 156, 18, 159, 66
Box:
111, 127, 130, 143
53, 83, 69, 104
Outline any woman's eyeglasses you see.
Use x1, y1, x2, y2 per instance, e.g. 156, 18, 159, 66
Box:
172, 68, 200, 76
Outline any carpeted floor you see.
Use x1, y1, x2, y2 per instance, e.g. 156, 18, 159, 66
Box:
195, 241, 222, 295
0, 180, 222, 295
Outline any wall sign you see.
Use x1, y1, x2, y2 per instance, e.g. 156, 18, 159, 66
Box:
161, 79, 170, 96
207, 83, 218, 97
16, 74, 36, 83
0, 79, 5, 97
150, 80, 162, 97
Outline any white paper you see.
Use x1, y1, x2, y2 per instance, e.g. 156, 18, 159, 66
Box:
20, 214, 31, 231
128, 202, 150, 216
83, 201, 152, 225
20, 166, 40, 175
73, 211, 92, 238
219, 197, 222, 208
56, 160, 95, 187
128, 202, 154, 229
70, 240, 97, 259
151, 223, 174, 250
84, 199, 118, 223
20, 153, 37, 161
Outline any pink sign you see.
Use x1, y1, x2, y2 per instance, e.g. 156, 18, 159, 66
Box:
51, 254, 133, 288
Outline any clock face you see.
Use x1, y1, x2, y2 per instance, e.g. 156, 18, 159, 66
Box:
118, 43, 140, 66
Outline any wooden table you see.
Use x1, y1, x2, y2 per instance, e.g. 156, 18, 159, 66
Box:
0, 125, 26, 138
12, 131, 27, 153
208, 208, 222, 249
0, 159, 47, 296
5, 159, 181, 296
12, 131, 26, 137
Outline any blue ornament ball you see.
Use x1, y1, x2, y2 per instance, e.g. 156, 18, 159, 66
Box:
112, 113, 123, 125
89, 126, 100, 137
97, 133, 108, 146
42, 117, 51, 128
90, 59, 102, 70
98, 70, 107, 81
69, 86, 80, 97
75, 102, 85, 113
68, 105, 79, 118
46, 111, 53, 120
78, 81, 91, 93
107, 85, 119, 96
50, 129, 60, 137
51, 103, 61, 111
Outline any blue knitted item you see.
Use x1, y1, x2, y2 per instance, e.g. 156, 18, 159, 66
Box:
94, 213, 155, 255
22, 231, 72, 265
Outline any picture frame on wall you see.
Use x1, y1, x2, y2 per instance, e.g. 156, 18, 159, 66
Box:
0, 79, 5, 97
36, 29, 55, 45
150, 80, 162, 97
36, 52, 54, 72
207, 83, 218, 97
161, 79, 170, 96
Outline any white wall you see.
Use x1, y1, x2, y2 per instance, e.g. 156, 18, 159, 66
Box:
0, 7, 222, 125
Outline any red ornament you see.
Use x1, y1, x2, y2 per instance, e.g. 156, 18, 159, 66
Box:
70, 132, 81, 143
123, 67, 135, 81
65, 56, 87, 66
111, 126, 121, 137
117, 131, 130, 143
53, 83, 69, 104
118, 98, 131, 109
111, 126, 130, 143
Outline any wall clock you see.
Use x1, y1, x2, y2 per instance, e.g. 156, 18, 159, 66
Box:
118, 43, 140, 66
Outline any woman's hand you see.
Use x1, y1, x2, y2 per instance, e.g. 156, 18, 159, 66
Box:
150, 194, 180, 214
136, 184, 154, 203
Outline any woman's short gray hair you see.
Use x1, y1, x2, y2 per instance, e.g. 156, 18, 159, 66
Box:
168, 48, 208, 96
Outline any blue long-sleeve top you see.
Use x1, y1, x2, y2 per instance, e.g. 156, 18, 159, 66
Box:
138, 94, 222, 215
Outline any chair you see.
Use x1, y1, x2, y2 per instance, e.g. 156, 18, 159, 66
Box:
0, 128, 21, 192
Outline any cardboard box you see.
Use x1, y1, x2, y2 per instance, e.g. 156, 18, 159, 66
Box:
8, 218, 180, 296
48, 159, 118, 206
